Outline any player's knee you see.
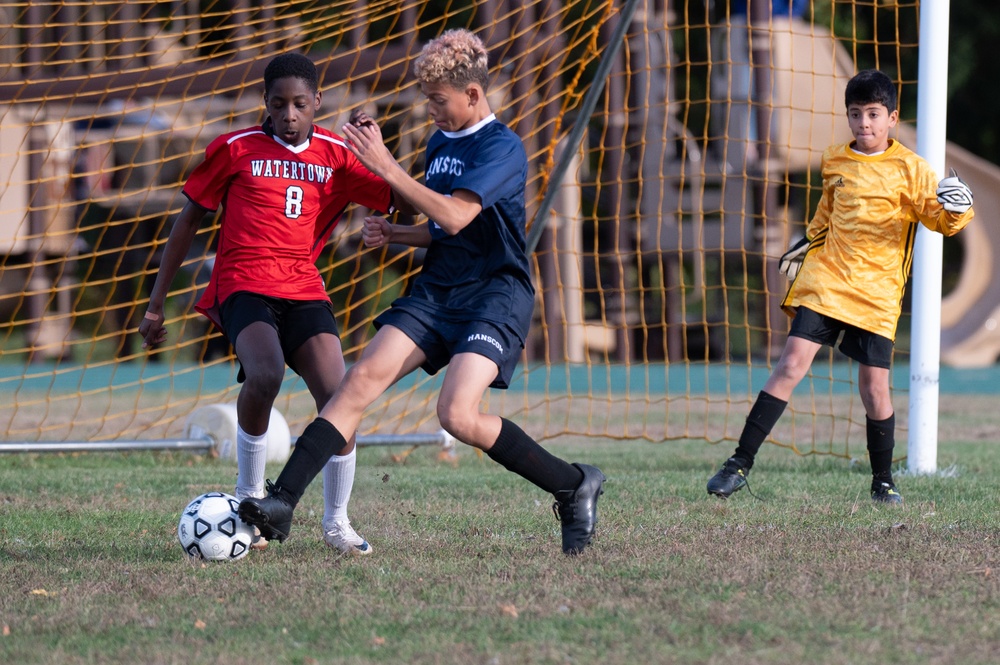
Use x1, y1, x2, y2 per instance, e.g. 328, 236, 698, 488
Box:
859, 384, 891, 414
241, 366, 284, 404
343, 359, 379, 387
773, 354, 810, 384
335, 363, 386, 411
858, 369, 891, 409
436, 402, 475, 442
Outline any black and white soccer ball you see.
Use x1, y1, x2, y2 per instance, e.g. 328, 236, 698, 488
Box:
177, 492, 254, 561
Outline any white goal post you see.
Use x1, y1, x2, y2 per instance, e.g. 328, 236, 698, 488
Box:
908, 0, 953, 474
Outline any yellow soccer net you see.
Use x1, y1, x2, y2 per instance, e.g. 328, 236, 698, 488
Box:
0, 1, 934, 458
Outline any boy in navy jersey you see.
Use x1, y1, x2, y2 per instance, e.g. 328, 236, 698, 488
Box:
139, 53, 399, 554
239, 29, 606, 555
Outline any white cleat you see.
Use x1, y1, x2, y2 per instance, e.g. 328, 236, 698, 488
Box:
323, 520, 373, 556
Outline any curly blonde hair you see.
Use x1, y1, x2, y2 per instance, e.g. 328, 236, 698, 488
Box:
413, 29, 489, 91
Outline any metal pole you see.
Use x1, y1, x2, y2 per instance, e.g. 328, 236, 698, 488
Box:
525, 0, 643, 254
0, 438, 215, 454
0, 430, 457, 454
908, 0, 951, 474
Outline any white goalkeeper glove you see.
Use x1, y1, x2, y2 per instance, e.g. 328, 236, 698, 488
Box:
936, 168, 973, 214
778, 236, 810, 280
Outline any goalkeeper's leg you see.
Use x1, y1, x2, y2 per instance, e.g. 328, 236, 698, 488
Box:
858, 363, 902, 504
707, 335, 820, 498
737, 335, 821, 463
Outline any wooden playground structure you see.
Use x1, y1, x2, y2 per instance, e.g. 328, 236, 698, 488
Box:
1, 1, 998, 367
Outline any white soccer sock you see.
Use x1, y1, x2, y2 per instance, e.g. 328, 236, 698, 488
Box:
322, 447, 356, 530
234, 425, 268, 500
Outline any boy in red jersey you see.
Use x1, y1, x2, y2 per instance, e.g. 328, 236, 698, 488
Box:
139, 53, 399, 554
706, 69, 974, 504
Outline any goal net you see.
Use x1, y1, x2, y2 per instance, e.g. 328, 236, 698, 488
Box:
0, 0, 924, 458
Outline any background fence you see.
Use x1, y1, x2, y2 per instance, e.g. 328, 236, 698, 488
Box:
1, 0, 994, 457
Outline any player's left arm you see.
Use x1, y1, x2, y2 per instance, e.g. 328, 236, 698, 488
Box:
916, 167, 975, 236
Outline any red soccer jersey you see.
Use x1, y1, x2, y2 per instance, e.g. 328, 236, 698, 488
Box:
186, 121, 392, 328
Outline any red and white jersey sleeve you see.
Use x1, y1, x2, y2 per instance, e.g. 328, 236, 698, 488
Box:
186, 124, 392, 325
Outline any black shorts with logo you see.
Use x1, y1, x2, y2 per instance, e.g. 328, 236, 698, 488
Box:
375, 304, 523, 389
220, 291, 339, 380
789, 306, 893, 369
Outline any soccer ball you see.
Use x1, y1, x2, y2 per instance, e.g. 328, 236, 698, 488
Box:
177, 492, 254, 561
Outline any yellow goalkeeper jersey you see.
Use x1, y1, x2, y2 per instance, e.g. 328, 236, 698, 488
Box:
782, 139, 974, 340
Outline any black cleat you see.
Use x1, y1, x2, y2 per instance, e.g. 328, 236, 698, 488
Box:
707, 457, 749, 499
238, 481, 295, 543
553, 463, 606, 555
871, 481, 903, 505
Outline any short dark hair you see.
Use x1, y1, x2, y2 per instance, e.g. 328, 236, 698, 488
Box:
845, 69, 897, 113
264, 53, 319, 95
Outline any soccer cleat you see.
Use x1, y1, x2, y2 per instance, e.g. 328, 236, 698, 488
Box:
323, 520, 373, 556
237, 481, 295, 543
250, 527, 269, 551
707, 457, 749, 499
871, 481, 903, 505
552, 463, 606, 555
235, 490, 269, 549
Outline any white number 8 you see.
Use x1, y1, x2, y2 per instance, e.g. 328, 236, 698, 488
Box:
285, 185, 304, 218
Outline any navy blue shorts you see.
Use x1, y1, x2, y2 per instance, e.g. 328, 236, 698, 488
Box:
375, 305, 523, 389
789, 307, 893, 369
220, 291, 339, 380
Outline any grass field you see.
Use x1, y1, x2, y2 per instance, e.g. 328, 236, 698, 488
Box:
2, 398, 999, 665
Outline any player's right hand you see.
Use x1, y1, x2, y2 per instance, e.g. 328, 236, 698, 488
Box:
936, 168, 973, 214
362, 216, 392, 248
778, 236, 810, 280
342, 115, 393, 177
348, 108, 376, 129
138, 310, 167, 349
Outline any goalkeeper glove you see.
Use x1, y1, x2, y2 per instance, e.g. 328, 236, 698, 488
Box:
779, 236, 810, 280
936, 168, 973, 214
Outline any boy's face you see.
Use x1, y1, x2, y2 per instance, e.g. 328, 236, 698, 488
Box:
846, 102, 898, 154
420, 81, 478, 132
264, 77, 321, 146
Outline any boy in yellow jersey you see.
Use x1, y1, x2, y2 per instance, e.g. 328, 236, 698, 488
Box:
707, 69, 974, 504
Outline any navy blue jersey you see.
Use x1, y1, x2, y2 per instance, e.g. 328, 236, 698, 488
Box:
398, 115, 535, 341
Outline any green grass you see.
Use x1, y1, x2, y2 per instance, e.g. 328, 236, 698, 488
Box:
2, 436, 999, 665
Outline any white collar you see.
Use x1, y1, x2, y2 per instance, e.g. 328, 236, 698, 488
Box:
273, 135, 311, 153
440, 114, 496, 139
851, 146, 886, 157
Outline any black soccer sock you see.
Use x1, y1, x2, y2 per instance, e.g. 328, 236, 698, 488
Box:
867, 413, 896, 484
733, 391, 788, 469
487, 418, 584, 495
273, 417, 348, 507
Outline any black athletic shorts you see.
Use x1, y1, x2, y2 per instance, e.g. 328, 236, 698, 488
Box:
375, 305, 523, 389
789, 306, 893, 369
220, 291, 339, 380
